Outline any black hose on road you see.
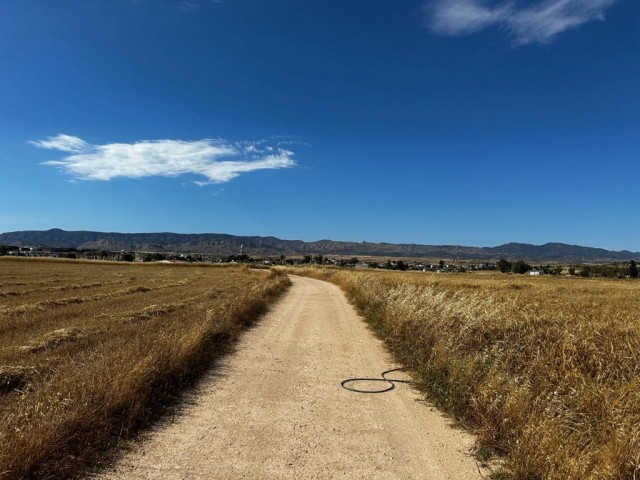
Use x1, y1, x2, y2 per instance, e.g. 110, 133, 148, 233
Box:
340, 368, 410, 394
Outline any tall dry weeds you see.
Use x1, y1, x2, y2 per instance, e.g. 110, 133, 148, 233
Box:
283, 266, 640, 479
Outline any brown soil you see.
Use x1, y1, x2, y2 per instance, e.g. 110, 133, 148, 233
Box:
95, 275, 484, 479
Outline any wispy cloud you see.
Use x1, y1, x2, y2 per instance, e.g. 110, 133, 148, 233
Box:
425, 0, 619, 45
34, 134, 296, 185
178, 0, 223, 11
31, 134, 90, 153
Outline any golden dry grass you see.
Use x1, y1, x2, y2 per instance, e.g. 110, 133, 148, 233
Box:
282, 266, 640, 479
0, 258, 290, 479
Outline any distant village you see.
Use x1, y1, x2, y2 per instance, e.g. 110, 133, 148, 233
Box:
2, 244, 637, 278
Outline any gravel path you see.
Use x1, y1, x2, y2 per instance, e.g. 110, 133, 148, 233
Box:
96, 275, 484, 479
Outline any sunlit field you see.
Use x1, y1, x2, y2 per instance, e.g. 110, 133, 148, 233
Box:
0, 258, 289, 479
282, 266, 640, 479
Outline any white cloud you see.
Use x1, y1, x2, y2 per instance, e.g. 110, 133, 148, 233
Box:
31, 134, 89, 153
35, 134, 296, 184
509, 0, 618, 44
425, 0, 619, 45
428, 0, 511, 35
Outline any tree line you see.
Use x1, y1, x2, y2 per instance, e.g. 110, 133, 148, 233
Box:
496, 258, 638, 278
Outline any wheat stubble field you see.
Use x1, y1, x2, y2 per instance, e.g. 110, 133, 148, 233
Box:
283, 267, 640, 479
0, 258, 289, 479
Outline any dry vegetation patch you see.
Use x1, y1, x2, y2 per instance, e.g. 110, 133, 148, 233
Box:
0, 365, 34, 394
18, 327, 89, 354
282, 267, 640, 479
0, 258, 290, 479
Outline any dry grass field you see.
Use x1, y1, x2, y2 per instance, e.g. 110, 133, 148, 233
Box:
0, 258, 290, 479
282, 266, 640, 479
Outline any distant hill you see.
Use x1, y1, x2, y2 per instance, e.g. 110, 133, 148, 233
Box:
0, 228, 638, 263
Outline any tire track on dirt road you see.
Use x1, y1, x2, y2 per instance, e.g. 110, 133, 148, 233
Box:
96, 275, 484, 479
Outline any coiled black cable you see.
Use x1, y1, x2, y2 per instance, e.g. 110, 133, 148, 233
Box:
341, 368, 410, 393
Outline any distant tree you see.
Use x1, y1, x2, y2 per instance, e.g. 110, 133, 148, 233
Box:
302, 255, 312, 264
568, 266, 576, 275
629, 260, 638, 279
497, 259, 512, 273
313, 254, 324, 264
587, 264, 625, 278
578, 266, 591, 277
438, 260, 445, 269
121, 253, 135, 262
396, 260, 408, 271
0, 245, 8, 256
512, 260, 531, 274
65, 253, 77, 259
349, 257, 359, 265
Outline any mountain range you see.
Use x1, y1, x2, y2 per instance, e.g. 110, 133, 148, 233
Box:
0, 229, 638, 263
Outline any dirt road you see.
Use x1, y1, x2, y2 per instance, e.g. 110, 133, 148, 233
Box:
97, 275, 483, 479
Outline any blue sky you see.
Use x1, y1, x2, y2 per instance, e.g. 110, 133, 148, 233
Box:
1, 0, 638, 250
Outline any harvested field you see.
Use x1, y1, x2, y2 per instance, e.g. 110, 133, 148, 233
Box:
282, 267, 640, 479
0, 258, 290, 479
